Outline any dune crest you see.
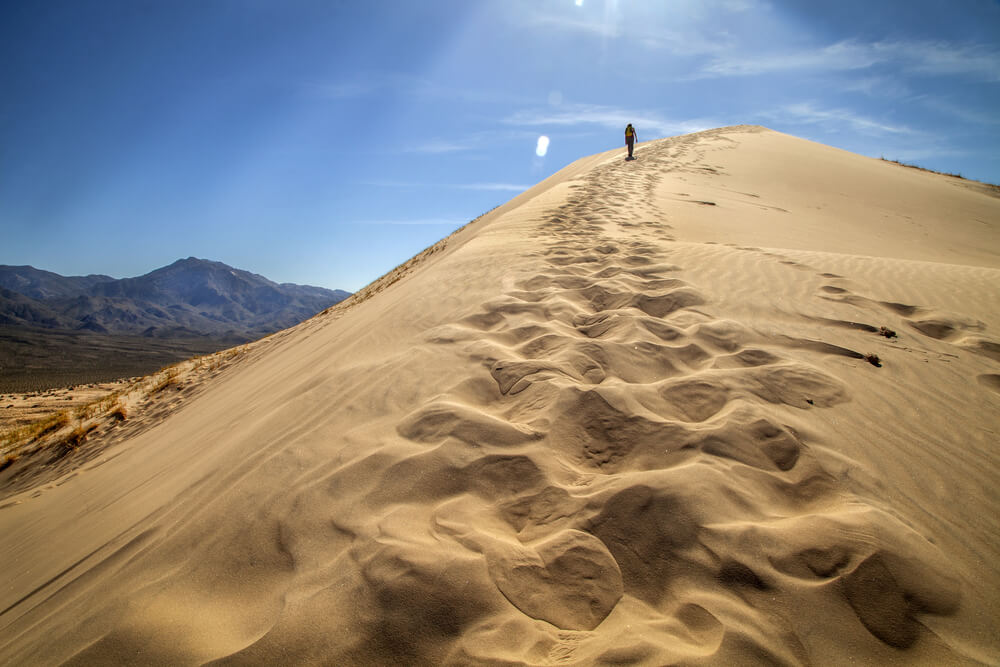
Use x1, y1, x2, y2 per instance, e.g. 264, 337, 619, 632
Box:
2, 126, 999, 665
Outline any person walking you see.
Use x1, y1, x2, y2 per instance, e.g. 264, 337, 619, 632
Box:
625, 123, 637, 159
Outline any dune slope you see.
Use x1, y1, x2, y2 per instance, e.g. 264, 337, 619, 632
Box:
1, 126, 999, 665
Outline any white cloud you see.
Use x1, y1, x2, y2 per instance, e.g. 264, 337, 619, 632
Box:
529, 13, 621, 39
525, 0, 758, 56
695, 38, 1000, 81
635, 26, 737, 57
455, 183, 529, 192
762, 102, 918, 136
921, 98, 1000, 127
403, 140, 475, 154
719, 0, 763, 10
348, 218, 464, 226
504, 104, 718, 138
874, 40, 1000, 81
305, 73, 531, 107
359, 180, 528, 192
697, 40, 878, 78
840, 74, 912, 99
304, 81, 379, 100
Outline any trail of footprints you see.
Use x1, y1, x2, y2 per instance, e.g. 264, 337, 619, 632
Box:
375, 135, 963, 662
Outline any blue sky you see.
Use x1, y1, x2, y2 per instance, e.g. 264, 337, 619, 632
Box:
2, 0, 998, 292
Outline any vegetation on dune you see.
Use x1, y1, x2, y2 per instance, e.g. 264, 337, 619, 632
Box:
0, 344, 252, 475
880, 157, 1000, 190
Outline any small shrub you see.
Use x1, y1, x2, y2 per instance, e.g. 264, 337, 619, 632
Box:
0, 452, 19, 472
109, 402, 128, 421
61, 423, 97, 453
152, 368, 180, 393
34, 411, 71, 439
879, 326, 897, 338
864, 353, 882, 367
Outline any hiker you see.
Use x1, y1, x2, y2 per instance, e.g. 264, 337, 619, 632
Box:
625, 123, 637, 159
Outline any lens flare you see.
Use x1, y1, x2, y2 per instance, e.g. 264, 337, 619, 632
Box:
535, 135, 550, 157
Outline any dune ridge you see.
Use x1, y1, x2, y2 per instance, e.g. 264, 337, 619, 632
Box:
1, 126, 998, 665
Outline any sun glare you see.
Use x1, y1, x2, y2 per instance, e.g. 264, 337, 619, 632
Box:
535, 135, 550, 157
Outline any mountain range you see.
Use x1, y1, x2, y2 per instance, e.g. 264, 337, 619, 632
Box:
0, 258, 349, 339
0, 258, 349, 391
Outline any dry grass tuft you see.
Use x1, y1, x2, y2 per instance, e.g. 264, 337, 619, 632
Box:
2, 411, 72, 449
60, 423, 97, 453
109, 401, 128, 421
151, 367, 181, 393
0, 452, 19, 472
37, 410, 71, 437
881, 157, 965, 180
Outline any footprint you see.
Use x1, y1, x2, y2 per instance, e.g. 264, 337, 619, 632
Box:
487, 529, 623, 631
585, 485, 700, 605
659, 379, 729, 422
397, 402, 543, 446
962, 339, 1000, 363
743, 364, 849, 409
550, 389, 684, 471
633, 289, 706, 318
909, 319, 960, 340
695, 320, 749, 353
715, 348, 781, 368
639, 318, 685, 342
694, 417, 802, 472
878, 301, 919, 317
843, 551, 960, 649
500, 486, 577, 535
977, 373, 1000, 393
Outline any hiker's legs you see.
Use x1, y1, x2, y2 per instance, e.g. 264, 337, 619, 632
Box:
627, 139, 634, 158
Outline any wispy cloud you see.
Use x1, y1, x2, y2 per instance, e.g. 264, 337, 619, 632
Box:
920, 98, 1000, 127
303, 80, 380, 100
761, 102, 918, 136
528, 13, 621, 40
697, 40, 878, 78
840, 74, 912, 99
695, 38, 1000, 81
348, 218, 465, 226
638, 29, 735, 56
359, 180, 528, 192
455, 183, 529, 192
526, 0, 765, 50
877, 40, 1000, 80
504, 104, 718, 138
305, 72, 533, 107
402, 140, 475, 154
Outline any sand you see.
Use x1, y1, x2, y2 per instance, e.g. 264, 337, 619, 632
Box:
1, 125, 998, 665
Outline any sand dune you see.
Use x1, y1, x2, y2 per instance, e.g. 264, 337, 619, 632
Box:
2, 126, 999, 665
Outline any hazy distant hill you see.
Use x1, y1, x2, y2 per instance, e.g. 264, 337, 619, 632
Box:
0, 258, 350, 339
0, 259, 350, 390
0, 265, 115, 300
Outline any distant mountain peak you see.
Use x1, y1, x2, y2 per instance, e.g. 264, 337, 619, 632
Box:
0, 260, 350, 339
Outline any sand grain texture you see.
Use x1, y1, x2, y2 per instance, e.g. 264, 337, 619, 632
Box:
2, 126, 999, 665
